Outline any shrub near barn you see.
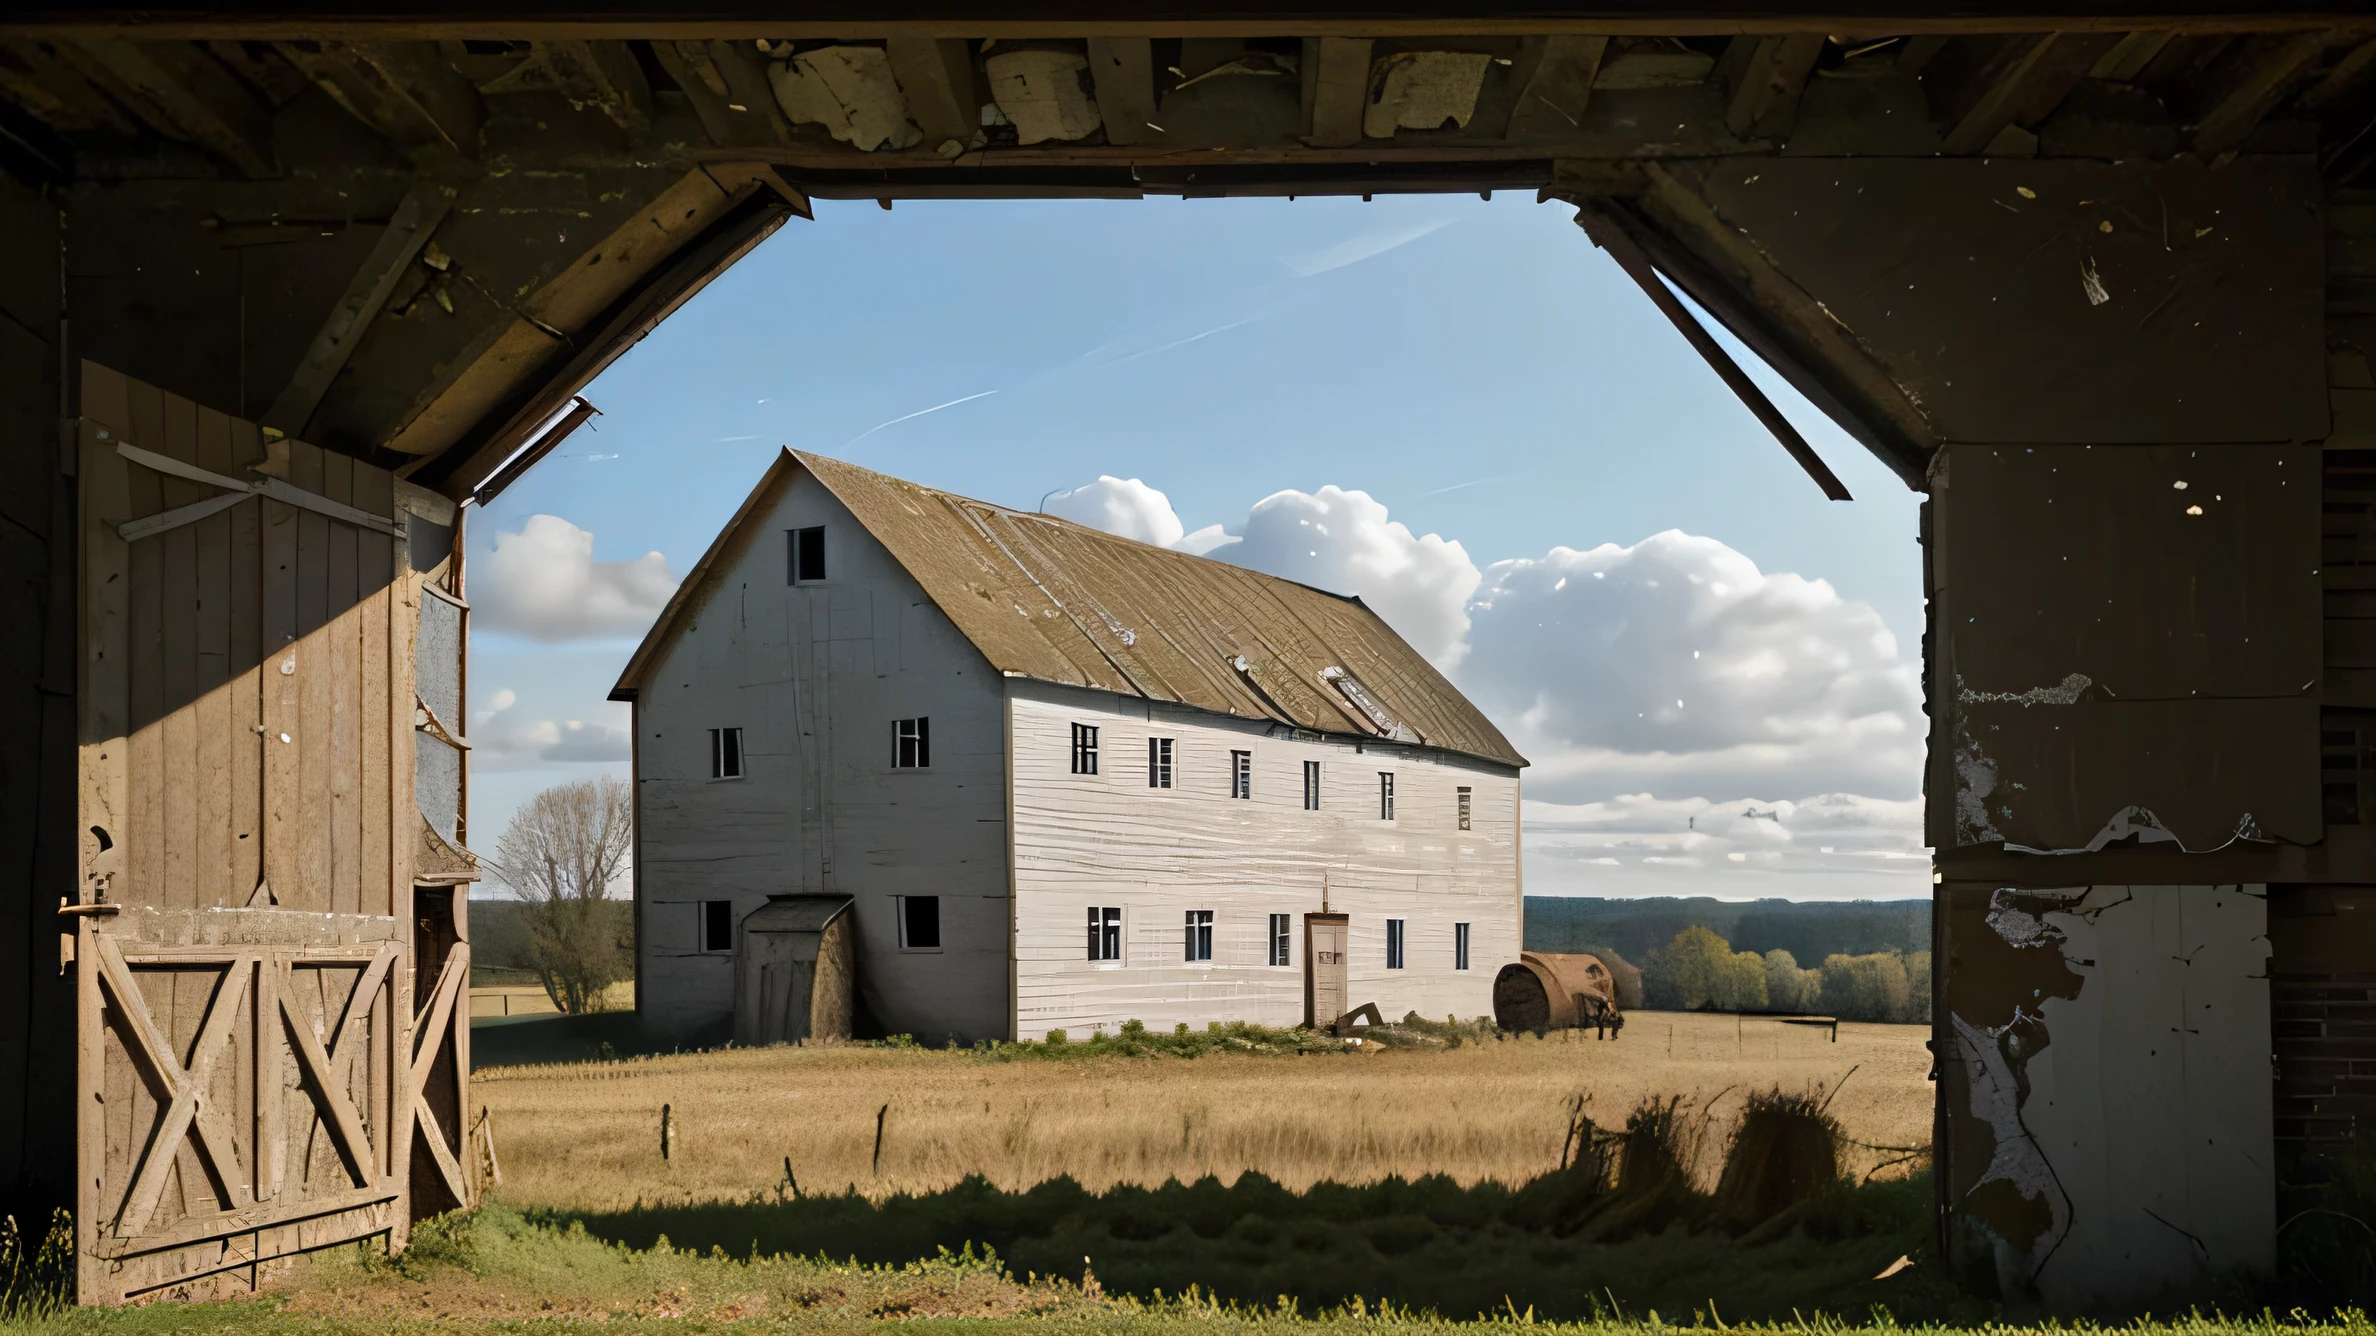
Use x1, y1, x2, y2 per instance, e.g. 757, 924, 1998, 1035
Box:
1641, 926, 1931, 1023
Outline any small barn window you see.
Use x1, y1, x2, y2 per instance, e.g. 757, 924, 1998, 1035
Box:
1303, 760, 1321, 810
1457, 786, 1472, 831
701, 900, 733, 952
1184, 909, 1213, 962
1071, 723, 1099, 774
789, 526, 826, 583
900, 895, 941, 950
1386, 918, 1406, 969
1455, 922, 1471, 971
1269, 913, 1291, 966
1148, 737, 1174, 788
1087, 906, 1122, 961
893, 717, 930, 768
1230, 750, 1251, 800
1378, 772, 1395, 821
710, 727, 744, 780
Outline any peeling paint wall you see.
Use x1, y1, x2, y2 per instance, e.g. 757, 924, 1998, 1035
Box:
1942, 883, 2272, 1309
1933, 443, 2320, 854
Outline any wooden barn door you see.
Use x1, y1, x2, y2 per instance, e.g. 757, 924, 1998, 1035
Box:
1304, 913, 1349, 1028
72, 363, 430, 1303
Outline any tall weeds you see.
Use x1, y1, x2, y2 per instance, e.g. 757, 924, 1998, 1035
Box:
0, 1210, 72, 1319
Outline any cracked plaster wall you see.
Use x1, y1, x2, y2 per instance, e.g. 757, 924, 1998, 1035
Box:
1947, 883, 2272, 1310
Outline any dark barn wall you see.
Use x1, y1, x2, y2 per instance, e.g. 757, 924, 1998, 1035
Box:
0, 166, 69, 1214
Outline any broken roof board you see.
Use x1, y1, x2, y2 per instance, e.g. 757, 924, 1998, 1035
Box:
613, 449, 1525, 770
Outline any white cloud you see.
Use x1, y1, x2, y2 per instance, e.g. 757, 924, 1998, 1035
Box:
1044, 476, 1186, 548
1522, 792, 1927, 900
471, 688, 632, 771
1047, 478, 1478, 670
1462, 531, 1923, 804
473, 514, 678, 643
1207, 487, 1479, 670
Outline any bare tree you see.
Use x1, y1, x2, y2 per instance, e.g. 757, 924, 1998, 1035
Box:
492, 776, 634, 1015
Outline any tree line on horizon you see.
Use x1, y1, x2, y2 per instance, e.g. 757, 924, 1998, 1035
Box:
1569, 925, 1931, 1025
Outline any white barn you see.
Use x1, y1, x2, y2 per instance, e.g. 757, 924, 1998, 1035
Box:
612, 451, 1526, 1046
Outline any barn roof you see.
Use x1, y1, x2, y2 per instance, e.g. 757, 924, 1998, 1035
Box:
612, 449, 1524, 769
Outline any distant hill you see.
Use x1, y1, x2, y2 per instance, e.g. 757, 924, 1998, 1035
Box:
1522, 896, 1929, 966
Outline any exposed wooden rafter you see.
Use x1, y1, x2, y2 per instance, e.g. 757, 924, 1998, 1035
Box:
1085, 37, 1159, 146
1924, 31, 2123, 155
73, 39, 274, 174
539, 39, 651, 130
1505, 34, 1607, 139
277, 40, 482, 158
9, 9, 2376, 42
2192, 29, 2331, 154
261, 181, 456, 440
885, 36, 978, 144
652, 37, 786, 147
1717, 32, 1824, 139
1575, 201, 1852, 501
1301, 36, 1371, 147
421, 189, 795, 499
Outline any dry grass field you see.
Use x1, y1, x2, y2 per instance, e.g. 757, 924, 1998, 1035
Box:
475, 1011, 1930, 1210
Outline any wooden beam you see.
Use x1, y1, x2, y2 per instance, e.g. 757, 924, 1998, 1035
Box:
72, 38, 274, 173
9, 10, 2376, 42
1576, 201, 1852, 502
540, 39, 651, 130
1718, 32, 1824, 139
426, 191, 793, 498
0, 40, 143, 134
470, 396, 598, 505
1505, 34, 1608, 139
277, 39, 481, 158
1925, 31, 2119, 154
2193, 29, 2330, 153
261, 181, 454, 440
652, 37, 786, 147
886, 36, 976, 144
2090, 29, 2176, 79
1302, 36, 1370, 147
1085, 36, 1158, 145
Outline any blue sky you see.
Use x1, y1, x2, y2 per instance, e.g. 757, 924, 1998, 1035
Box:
467, 192, 1930, 901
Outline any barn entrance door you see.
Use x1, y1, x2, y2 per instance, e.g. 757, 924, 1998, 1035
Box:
1304, 913, 1350, 1029
73, 363, 428, 1303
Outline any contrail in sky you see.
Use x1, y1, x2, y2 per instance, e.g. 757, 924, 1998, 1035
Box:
1415, 470, 1524, 499
843, 389, 1000, 449
1097, 316, 1266, 369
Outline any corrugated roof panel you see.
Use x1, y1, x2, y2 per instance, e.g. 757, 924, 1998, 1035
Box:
797, 452, 1522, 769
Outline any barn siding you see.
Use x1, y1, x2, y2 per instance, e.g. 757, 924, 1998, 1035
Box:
1008, 679, 1519, 1039
633, 472, 1009, 1046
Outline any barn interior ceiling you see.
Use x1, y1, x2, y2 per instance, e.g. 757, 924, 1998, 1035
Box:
1, 11, 2371, 496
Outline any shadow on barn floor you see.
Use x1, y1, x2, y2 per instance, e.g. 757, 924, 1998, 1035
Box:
533, 1168, 1978, 1323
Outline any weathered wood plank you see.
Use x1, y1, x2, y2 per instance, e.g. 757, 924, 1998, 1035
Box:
324, 451, 360, 918
229, 419, 264, 908
293, 441, 331, 914
161, 394, 202, 914
194, 408, 237, 909
1506, 35, 1609, 139
356, 464, 393, 921
1085, 37, 1157, 146
260, 484, 299, 910
884, 37, 976, 144
125, 378, 167, 918
1303, 36, 1371, 147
